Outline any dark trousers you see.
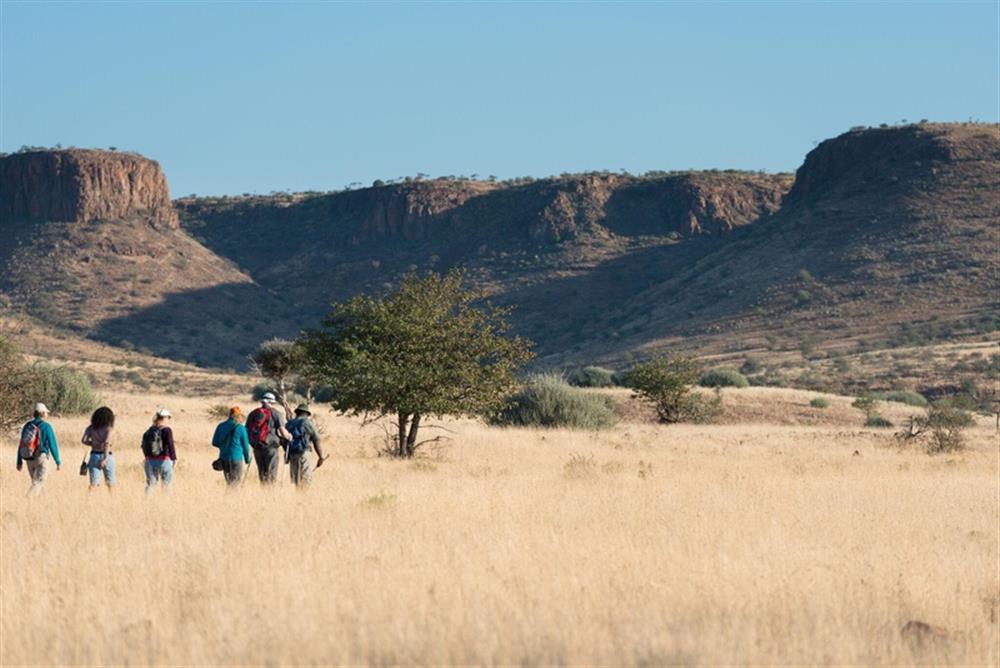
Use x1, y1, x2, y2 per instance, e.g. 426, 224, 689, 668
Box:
222, 459, 245, 486
252, 445, 280, 484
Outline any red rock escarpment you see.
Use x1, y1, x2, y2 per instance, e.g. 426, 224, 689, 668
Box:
0, 149, 178, 228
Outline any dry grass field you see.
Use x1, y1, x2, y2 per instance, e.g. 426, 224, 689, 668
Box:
1, 387, 997, 666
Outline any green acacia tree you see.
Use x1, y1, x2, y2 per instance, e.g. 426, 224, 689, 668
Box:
623, 354, 721, 424
299, 271, 534, 457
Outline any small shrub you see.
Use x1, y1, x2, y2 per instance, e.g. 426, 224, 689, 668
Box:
206, 404, 230, 421
809, 397, 830, 409
865, 415, 894, 428
698, 367, 749, 389
852, 395, 877, 418
491, 374, 617, 429
873, 390, 928, 407
30, 363, 100, 415
739, 358, 763, 375
563, 453, 598, 479
362, 491, 398, 509
566, 366, 618, 388
897, 402, 974, 454
622, 355, 716, 424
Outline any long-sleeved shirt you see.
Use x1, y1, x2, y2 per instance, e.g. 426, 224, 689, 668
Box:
211, 419, 251, 463
16, 419, 60, 467
145, 426, 177, 461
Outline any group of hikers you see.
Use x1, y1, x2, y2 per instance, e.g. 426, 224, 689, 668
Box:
15, 392, 326, 495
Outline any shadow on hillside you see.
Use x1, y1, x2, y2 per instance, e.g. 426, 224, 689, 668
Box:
493, 236, 730, 362
91, 282, 300, 370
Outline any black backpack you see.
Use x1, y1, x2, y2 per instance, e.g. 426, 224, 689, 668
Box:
142, 426, 164, 457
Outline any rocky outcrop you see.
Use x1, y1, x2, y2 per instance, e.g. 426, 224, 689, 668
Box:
0, 149, 177, 228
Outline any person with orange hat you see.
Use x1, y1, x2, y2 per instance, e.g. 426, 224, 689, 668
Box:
211, 406, 251, 486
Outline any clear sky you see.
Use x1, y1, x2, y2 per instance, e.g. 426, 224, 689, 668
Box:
2, 1, 997, 197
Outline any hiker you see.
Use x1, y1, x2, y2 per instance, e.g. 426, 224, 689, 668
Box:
285, 404, 327, 487
211, 406, 251, 486
82, 406, 116, 490
245, 393, 291, 484
16, 403, 61, 496
142, 408, 177, 493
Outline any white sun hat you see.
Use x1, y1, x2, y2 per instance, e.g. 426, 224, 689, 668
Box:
262, 392, 276, 403
156, 408, 172, 418
34, 402, 50, 415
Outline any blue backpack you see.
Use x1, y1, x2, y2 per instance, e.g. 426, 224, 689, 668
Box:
287, 419, 310, 455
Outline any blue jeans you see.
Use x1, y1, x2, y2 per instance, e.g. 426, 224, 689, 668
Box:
87, 452, 116, 487
144, 459, 174, 492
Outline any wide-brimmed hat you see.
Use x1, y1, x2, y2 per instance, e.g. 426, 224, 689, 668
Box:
294, 404, 312, 416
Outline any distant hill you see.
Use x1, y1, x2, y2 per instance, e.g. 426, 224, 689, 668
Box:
1, 123, 996, 376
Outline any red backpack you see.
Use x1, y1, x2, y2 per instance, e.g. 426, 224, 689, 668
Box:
246, 407, 272, 446
18, 421, 42, 460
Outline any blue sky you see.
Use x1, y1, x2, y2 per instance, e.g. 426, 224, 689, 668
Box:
2, 2, 997, 197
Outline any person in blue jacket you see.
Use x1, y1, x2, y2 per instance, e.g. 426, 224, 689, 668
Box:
16, 403, 61, 496
212, 406, 251, 486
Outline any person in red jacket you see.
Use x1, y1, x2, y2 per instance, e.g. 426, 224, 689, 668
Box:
142, 408, 177, 494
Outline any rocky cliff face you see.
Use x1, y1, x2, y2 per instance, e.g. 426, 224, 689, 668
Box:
0, 149, 177, 228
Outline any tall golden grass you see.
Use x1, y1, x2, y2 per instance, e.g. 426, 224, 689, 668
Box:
1, 388, 997, 666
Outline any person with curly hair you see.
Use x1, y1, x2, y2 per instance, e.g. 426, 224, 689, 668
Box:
82, 406, 116, 490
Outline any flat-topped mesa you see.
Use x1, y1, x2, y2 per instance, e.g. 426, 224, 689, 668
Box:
0, 149, 178, 228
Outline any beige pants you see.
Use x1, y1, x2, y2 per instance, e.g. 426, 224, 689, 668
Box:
25, 453, 49, 496
288, 451, 313, 487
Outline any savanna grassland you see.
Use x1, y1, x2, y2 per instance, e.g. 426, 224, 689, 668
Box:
1, 388, 997, 666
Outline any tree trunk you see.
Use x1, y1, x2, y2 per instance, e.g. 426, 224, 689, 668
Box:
405, 413, 422, 457
397, 412, 409, 458
276, 378, 294, 421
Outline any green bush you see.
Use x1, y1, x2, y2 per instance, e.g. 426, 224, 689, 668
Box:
623, 355, 722, 424
490, 374, 617, 429
698, 367, 749, 389
865, 415, 893, 429
873, 390, 927, 407
30, 363, 100, 415
809, 397, 830, 409
566, 366, 618, 388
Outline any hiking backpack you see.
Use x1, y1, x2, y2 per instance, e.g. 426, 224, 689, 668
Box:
18, 421, 42, 460
142, 426, 164, 458
287, 419, 309, 455
246, 407, 272, 446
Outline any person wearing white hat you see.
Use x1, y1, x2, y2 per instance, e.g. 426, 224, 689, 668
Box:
141, 408, 177, 493
245, 392, 291, 484
16, 402, 61, 496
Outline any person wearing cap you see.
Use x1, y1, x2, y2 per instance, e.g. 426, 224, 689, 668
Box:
284, 404, 327, 487
16, 403, 61, 496
211, 406, 251, 486
245, 393, 291, 484
142, 408, 177, 493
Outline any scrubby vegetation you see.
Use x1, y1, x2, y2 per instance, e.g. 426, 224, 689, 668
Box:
29, 363, 101, 416
897, 401, 975, 453
566, 366, 619, 388
491, 374, 617, 430
0, 337, 36, 430
872, 390, 927, 407
809, 397, 830, 409
699, 367, 749, 388
623, 355, 723, 424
